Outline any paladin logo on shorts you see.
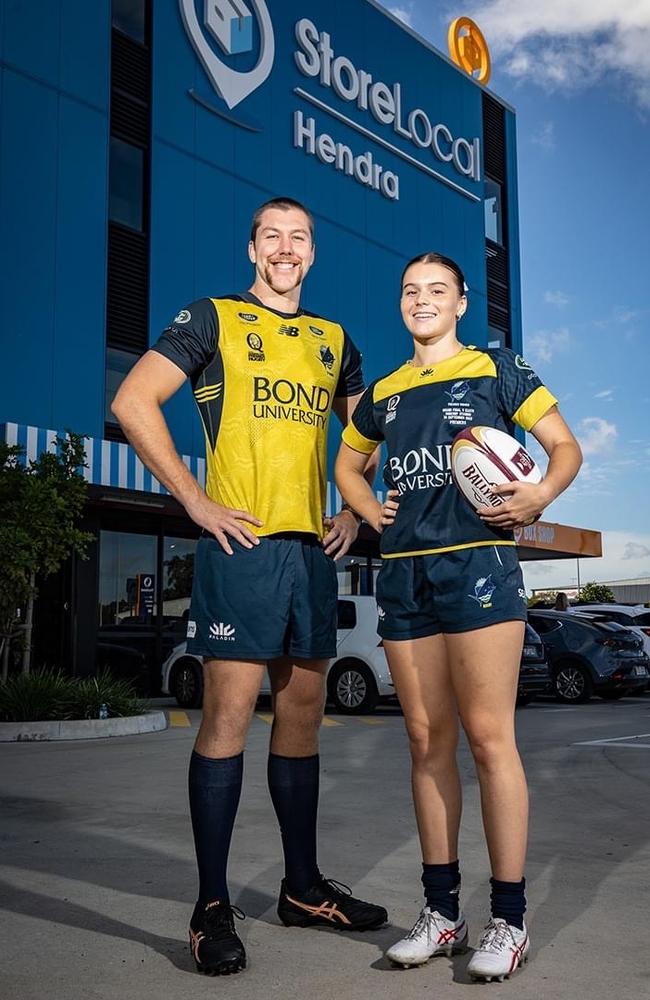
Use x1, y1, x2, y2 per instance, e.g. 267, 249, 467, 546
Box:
179, 0, 275, 117
209, 622, 236, 640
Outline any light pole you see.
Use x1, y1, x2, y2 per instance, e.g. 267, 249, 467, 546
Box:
576, 558, 581, 599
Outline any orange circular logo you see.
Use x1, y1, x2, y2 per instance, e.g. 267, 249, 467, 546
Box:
448, 17, 491, 86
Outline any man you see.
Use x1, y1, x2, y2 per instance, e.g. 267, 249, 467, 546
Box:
112, 197, 386, 976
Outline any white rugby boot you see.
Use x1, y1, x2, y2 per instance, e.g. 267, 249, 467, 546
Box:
467, 917, 530, 982
386, 907, 468, 968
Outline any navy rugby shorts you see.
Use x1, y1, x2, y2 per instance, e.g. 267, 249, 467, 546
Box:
376, 543, 527, 640
185, 532, 338, 660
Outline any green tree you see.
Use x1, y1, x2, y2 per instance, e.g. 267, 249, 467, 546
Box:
0, 433, 93, 679
163, 552, 195, 601
579, 581, 615, 603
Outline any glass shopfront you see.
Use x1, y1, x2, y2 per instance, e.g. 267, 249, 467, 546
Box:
93, 521, 197, 695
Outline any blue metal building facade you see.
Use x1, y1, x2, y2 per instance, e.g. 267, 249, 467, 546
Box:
0, 1, 522, 687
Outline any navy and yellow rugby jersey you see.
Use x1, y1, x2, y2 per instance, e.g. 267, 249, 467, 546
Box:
152, 293, 363, 538
342, 346, 558, 558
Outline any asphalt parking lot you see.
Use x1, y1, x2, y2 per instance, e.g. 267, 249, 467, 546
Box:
1, 695, 650, 1000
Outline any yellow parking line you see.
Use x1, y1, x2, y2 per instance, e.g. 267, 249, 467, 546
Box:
321, 716, 343, 727
168, 710, 191, 727
356, 717, 384, 725
256, 712, 275, 725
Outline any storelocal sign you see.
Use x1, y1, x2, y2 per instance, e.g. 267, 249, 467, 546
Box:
179, 1, 481, 204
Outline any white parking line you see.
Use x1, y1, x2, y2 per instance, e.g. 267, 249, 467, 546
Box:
574, 732, 650, 748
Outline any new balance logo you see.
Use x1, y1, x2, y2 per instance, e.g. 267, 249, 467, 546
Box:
209, 622, 236, 640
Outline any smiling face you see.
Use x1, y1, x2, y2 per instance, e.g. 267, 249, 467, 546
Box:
248, 206, 315, 300
400, 261, 466, 341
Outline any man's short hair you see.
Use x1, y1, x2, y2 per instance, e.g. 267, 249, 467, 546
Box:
250, 197, 315, 243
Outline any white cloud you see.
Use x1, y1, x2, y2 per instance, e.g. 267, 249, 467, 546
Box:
468, 1, 650, 107
526, 326, 570, 364
594, 389, 614, 399
544, 290, 569, 306
522, 530, 650, 592
389, 5, 414, 25
623, 542, 650, 559
532, 121, 556, 150
577, 416, 618, 456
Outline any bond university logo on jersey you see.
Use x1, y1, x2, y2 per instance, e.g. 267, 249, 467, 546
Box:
209, 621, 236, 640
253, 377, 331, 429
469, 576, 496, 609
442, 380, 475, 427
388, 445, 454, 495
179, 0, 274, 126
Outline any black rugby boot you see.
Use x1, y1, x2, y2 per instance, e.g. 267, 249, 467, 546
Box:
278, 875, 388, 931
189, 899, 246, 975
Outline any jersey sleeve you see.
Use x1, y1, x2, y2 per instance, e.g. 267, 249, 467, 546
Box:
335, 329, 365, 398
150, 298, 218, 377
341, 382, 383, 454
496, 350, 559, 431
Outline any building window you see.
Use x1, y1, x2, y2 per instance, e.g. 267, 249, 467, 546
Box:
109, 137, 144, 231
484, 178, 503, 245
105, 348, 139, 424
98, 530, 157, 627
112, 0, 146, 43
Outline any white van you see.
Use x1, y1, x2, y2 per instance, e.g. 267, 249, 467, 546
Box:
161, 595, 394, 714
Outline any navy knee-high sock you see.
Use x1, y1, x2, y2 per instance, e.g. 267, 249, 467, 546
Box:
267, 753, 320, 893
490, 877, 526, 930
421, 861, 461, 920
188, 750, 243, 905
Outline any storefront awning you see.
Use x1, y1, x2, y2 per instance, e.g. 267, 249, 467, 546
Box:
514, 520, 602, 561
2, 422, 602, 561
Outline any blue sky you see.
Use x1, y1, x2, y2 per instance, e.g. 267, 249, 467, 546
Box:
380, 0, 650, 592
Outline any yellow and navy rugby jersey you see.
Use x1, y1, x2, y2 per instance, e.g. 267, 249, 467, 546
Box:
342, 346, 558, 558
152, 294, 363, 538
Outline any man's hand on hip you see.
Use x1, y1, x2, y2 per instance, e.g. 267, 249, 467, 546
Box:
186, 495, 263, 556
321, 510, 360, 561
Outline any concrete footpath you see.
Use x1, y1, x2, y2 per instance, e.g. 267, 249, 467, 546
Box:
1, 697, 649, 1000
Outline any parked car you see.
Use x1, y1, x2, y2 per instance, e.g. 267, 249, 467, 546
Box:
517, 622, 551, 705
575, 603, 650, 661
162, 598, 551, 713
161, 596, 395, 714
528, 610, 650, 703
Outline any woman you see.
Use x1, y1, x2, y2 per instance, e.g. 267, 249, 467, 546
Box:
335, 252, 581, 980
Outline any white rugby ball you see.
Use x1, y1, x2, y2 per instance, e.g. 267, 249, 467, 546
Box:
451, 426, 542, 511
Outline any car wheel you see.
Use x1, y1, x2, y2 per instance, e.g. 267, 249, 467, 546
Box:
328, 659, 379, 714
598, 689, 629, 701
171, 657, 203, 708
553, 662, 593, 704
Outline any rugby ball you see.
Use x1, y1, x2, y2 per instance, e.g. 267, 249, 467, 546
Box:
451, 426, 542, 511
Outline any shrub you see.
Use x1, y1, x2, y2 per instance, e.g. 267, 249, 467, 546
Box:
579, 582, 615, 603
0, 669, 145, 722
0, 668, 70, 722
60, 669, 145, 720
